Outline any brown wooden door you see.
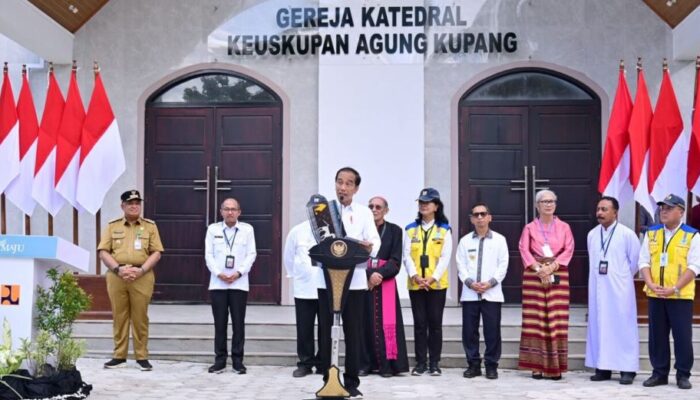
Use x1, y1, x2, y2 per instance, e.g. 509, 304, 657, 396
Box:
459, 104, 600, 304
145, 106, 282, 303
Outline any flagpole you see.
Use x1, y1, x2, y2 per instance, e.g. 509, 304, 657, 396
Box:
46, 62, 54, 237
688, 56, 699, 224
20, 64, 31, 236
634, 57, 642, 234
69, 60, 79, 245
93, 61, 102, 275
1, 62, 7, 235
0, 194, 5, 234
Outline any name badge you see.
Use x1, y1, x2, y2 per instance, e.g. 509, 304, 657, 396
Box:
542, 244, 554, 258
225, 255, 235, 269
134, 239, 142, 250
598, 260, 608, 275
660, 252, 668, 267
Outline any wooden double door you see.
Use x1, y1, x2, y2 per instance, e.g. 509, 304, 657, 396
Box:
144, 106, 282, 303
459, 103, 601, 304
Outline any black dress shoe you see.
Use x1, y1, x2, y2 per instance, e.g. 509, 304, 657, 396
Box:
590, 369, 612, 381
677, 377, 692, 390
292, 367, 312, 377
619, 372, 636, 385
642, 375, 668, 387
208, 363, 226, 374
485, 367, 498, 380
531, 372, 543, 380
463, 365, 481, 378
358, 368, 369, 377
232, 364, 247, 375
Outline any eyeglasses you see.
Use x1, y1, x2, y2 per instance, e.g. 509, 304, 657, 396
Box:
368, 204, 384, 210
221, 207, 240, 212
471, 212, 488, 218
538, 199, 556, 205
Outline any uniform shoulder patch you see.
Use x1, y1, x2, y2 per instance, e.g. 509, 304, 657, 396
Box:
108, 217, 123, 224
142, 218, 156, 224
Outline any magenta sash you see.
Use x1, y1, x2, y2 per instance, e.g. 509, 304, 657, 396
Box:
368, 258, 398, 360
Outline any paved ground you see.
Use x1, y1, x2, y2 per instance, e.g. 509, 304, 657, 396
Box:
76, 358, 699, 400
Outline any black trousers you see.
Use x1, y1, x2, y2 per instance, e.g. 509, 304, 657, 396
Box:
409, 289, 447, 365
210, 289, 248, 367
461, 300, 502, 368
648, 297, 694, 379
318, 288, 364, 391
295, 297, 320, 369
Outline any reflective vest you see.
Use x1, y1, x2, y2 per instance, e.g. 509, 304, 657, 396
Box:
405, 221, 450, 290
644, 224, 697, 300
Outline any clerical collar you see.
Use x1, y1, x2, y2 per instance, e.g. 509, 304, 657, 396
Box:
601, 221, 617, 232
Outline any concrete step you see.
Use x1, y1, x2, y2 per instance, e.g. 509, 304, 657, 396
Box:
79, 350, 700, 373
72, 320, 700, 340
74, 331, 699, 359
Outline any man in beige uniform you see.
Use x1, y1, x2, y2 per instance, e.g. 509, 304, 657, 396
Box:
98, 190, 164, 371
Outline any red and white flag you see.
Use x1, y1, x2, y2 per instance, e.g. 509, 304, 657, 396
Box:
76, 70, 125, 214
55, 68, 85, 209
5, 68, 38, 216
629, 68, 655, 215
32, 69, 66, 216
598, 65, 633, 204
688, 60, 700, 196
648, 67, 687, 204
0, 66, 20, 193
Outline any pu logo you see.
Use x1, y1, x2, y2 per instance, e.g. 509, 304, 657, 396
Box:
1, 285, 20, 306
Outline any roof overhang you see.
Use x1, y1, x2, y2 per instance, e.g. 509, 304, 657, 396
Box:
0, 0, 73, 64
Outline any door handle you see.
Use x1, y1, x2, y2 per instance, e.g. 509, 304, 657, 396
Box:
510, 166, 529, 223
531, 165, 550, 219
193, 166, 210, 226
214, 166, 232, 223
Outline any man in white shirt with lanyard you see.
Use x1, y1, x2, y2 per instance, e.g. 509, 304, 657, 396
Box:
204, 198, 257, 375
317, 167, 381, 399
456, 201, 509, 380
585, 196, 640, 385
283, 218, 321, 377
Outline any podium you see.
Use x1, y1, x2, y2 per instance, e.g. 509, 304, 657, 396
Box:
0, 235, 89, 349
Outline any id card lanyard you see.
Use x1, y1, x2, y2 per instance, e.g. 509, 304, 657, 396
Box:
659, 227, 680, 287
223, 224, 239, 255
599, 222, 617, 261
598, 222, 617, 275
536, 218, 555, 257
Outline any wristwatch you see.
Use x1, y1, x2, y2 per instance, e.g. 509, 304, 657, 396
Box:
673, 286, 680, 296
113, 265, 122, 274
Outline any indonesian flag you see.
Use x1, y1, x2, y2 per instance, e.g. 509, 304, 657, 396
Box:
76, 71, 125, 214
32, 70, 66, 216
598, 66, 633, 204
648, 68, 687, 204
5, 69, 38, 216
55, 69, 85, 209
0, 67, 19, 193
629, 68, 655, 215
688, 64, 700, 196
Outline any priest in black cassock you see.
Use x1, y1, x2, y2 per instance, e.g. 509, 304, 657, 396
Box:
359, 196, 409, 377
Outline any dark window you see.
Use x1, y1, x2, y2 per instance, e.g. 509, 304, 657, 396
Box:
150, 73, 278, 105
463, 71, 593, 102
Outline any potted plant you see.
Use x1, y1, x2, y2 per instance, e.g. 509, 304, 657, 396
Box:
0, 267, 93, 399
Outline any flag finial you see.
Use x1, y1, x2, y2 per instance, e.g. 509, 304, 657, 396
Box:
3, 62, 7, 73
93, 61, 99, 76
22, 64, 26, 75
636, 57, 642, 71
71, 60, 77, 71
619, 59, 624, 71
696, 55, 699, 69
663, 58, 668, 71
49, 61, 54, 72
